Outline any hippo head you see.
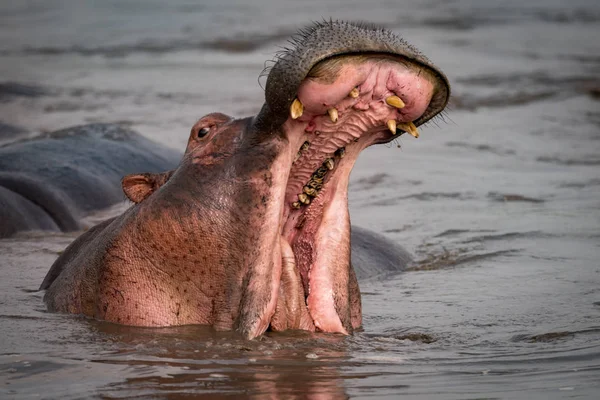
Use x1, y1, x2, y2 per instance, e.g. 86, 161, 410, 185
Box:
116, 22, 449, 339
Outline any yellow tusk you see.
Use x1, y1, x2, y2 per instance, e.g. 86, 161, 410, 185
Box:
407, 121, 419, 138
398, 122, 419, 138
290, 98, 303, 120
349, 87, 359, 98
385, 95, 405, 109
327, 108, 338, 123
387, 120, 397, 134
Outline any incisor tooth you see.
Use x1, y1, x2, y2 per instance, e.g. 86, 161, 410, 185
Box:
398, 122, 420, 138
290, 98, 303, 120
386, 95, 405, 109
349, 87, 359, 98
387, 120, 397, 134
327, 108, 338, 123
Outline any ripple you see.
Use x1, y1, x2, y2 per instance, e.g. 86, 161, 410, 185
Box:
488, 192, 545, 203
409, 248, 520, 271
537, 155, 600, 166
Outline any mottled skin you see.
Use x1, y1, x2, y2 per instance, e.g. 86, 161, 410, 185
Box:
41, 21, 450, 338
45, 116, 281, 335
42, 124, 403, 332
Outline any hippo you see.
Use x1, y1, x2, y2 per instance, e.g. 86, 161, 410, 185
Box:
0, 124, 180, 238
41, 21, 450, 339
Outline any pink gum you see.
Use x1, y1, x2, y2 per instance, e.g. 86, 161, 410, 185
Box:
296, 60, 435, 123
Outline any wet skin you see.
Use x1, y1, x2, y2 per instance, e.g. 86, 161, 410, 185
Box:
41, 21, 450, 339
0, 124, 179, 238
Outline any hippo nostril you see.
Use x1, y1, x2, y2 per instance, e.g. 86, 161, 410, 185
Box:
198, 127, 210, 138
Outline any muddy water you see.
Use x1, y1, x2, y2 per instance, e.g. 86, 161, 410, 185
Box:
1, 0, 599, 398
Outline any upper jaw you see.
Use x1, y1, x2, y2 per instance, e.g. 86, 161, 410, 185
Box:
258, 21, 450, 132
277, 54, 442, 216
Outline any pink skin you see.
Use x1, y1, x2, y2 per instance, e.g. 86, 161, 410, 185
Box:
118, 58, 435, 334
272, 58, 436, 334
296, 61, 434, 125
115, 59, 435, 336
44, 56, 439, 338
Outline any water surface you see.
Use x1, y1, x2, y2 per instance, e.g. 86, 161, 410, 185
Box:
1, 0, 599, 398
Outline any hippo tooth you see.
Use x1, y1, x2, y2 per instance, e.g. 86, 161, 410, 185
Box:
397, 121, 419, 138
308, 177, 323, 189
294, 151, 301, 162
315, 166, 328, 178
387, 120, 397, 134
292, 201, 301, 209
303, 186, 317, 197
291, 98, 304, 119
334, 147, 345, 158
298, 193, 310, 205
324, 158, 335, 170
349, 87, 359, 98
386, 95, 405, 109
327, 108, 338, 123
300, 141, 310, 151
409, 122, 420, 138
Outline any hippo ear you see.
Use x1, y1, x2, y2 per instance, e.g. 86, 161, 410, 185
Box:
122, 170, 175, 203
122, 173, 157, 203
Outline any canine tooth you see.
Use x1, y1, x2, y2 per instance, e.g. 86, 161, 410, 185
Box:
290, 98, 303, 119
324, 158, 334, 170
292, 201, 301, 209
334, 147, 345, 158
298, 193, 310, 205
387, 120, 397, 134
397, 122, 419, 138
386, 95, 405, 109
327, 108, 338, 123
349, 87, 359, 98
408, 122, 419, 138
300, 141, 310, 151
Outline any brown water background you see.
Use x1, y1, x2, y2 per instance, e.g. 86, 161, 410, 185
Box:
1, 0, 599, 398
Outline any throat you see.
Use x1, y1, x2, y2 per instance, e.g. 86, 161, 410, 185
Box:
275, 127, 366, 333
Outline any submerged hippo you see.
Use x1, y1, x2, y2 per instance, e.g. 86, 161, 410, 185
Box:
41, 21, 450, 339
0, 124, 180, 238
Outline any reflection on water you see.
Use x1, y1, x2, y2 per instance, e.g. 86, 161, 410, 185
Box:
1, 0, 600, 398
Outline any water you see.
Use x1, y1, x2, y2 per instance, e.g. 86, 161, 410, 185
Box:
1, 0, 599, 398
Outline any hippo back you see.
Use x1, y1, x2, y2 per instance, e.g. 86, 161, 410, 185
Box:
0, 124, 180, 237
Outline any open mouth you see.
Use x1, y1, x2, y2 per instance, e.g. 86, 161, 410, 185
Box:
272, 53, 448, 333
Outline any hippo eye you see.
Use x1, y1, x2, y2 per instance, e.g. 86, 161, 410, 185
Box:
198, 127, 210, 138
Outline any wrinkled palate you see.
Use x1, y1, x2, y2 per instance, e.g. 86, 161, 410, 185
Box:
273, 54, 441, 332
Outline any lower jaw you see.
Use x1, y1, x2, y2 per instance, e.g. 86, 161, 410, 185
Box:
276, 148, 360, 333
303, 182, 351, 333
